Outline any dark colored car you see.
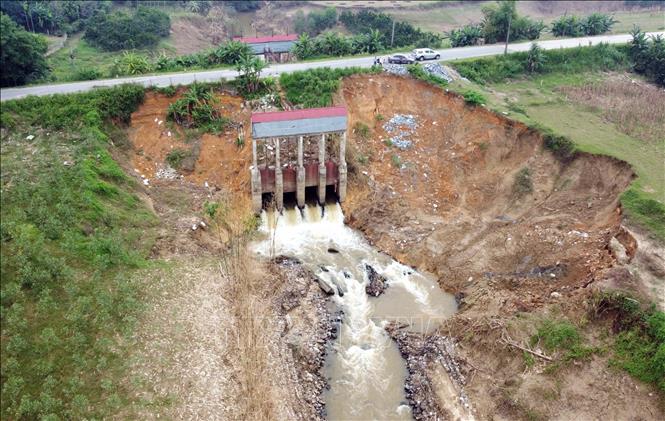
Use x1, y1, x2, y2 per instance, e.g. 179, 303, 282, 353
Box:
387, 54, 415, 64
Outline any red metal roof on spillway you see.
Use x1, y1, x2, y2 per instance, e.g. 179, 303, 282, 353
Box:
234, 34, 299, 44
251, 107, 347, 123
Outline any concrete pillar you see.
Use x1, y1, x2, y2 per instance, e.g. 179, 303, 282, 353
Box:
318, 133, 326, 204
296, 136, 305, 208
275, 138, 283, 211
338, 131, 348, 202
251, 137, 262, 213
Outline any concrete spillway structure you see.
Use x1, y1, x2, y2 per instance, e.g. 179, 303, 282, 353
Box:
250, 107, 348, 212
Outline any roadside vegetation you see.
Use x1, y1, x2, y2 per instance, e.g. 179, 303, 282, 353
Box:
0, 85, 157, 419
279, 66, 381, 108
453, 42, 631, 84
551, 13, 617, 37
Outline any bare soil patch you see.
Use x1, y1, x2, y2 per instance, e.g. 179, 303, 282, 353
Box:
169, 11, 231, 55
128, 89, 251, 193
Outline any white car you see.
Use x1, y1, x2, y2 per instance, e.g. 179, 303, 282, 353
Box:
412, 48, 440, 61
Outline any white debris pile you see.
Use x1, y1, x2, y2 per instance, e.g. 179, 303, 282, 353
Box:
155, 164, 179, 180
382, 63, 409, 76
421, 62, 455, 82
381, 61, 459, 83
383, 114, 418, 150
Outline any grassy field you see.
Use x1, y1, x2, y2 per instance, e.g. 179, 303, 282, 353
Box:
448, 71, 664, 239
390, 5, 665, 35
46, 33, 178, 83
0, 86, 159, 419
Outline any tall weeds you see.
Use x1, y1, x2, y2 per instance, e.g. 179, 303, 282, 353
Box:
560, 78, 665, 143
211, 199, 276, 420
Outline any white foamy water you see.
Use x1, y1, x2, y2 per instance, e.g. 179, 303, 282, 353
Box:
253, 203, 457, 420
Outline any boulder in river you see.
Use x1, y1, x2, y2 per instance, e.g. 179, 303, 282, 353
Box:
365, 264, 388, 297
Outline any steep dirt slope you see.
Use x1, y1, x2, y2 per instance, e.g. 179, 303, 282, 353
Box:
335, 74, 663, 420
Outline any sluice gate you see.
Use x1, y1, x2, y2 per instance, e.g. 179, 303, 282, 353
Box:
250, 107, 348, 212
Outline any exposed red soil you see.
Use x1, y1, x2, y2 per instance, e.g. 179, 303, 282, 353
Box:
128, 90, 251, 193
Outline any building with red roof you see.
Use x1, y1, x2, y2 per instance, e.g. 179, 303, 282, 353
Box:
234, 34, 298, 62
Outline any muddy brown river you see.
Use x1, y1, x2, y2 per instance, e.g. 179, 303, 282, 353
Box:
254, 203, 457, 420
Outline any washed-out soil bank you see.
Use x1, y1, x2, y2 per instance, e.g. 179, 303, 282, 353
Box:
126, 74, 663, 419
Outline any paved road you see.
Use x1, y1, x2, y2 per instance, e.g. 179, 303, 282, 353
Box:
2, 32, 663, 101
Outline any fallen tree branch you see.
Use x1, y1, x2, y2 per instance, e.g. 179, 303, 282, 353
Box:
500, 330, 553, 361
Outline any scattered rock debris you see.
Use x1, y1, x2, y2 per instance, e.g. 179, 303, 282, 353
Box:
386, 325, 472, 421
273, 258, 335, 420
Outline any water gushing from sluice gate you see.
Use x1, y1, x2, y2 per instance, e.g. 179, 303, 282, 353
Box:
254, 203, 457, 420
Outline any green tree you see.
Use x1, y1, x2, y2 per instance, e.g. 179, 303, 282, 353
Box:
84, 7, 170, 51
0, 13, 48, 86
482, 0, 544, 44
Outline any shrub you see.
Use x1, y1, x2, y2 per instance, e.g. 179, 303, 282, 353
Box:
111, 52, 153, 76
235, 55, 268, 97
552, 13, 617, 37
462, 90, 486, 106
513, 167, 533, 195
533, 124, 576, 160
153, 85, 177, 97
166, 83, 230, 133
629, 28, 665, 87
72, 67, 103, 81
448, 24, 483, 47
551, 15, 584, 37
166, 148, 191, 169
84, 7, 170, 51
208, 40, 253, 66
526, 43, 546, 73
294, 7, 337, 36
